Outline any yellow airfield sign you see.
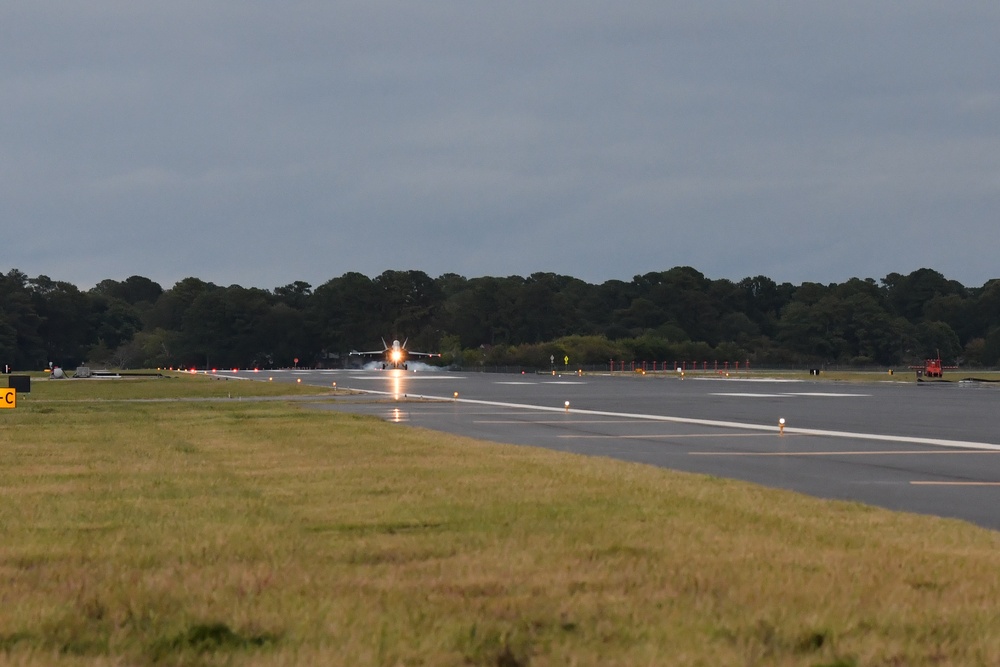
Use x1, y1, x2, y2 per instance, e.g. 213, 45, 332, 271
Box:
1, 388, 15, 409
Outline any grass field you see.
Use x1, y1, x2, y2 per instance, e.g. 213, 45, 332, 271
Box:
2, 374, 1000, 665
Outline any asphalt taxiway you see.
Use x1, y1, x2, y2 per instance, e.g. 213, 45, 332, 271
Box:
215, 368, 1000, 530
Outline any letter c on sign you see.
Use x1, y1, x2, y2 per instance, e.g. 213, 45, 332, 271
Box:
1, 389, 15, 408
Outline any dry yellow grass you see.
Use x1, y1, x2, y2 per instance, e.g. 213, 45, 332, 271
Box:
1, 378, 999, 665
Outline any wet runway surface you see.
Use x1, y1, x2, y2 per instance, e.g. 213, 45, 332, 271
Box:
218, 368, 1000, 530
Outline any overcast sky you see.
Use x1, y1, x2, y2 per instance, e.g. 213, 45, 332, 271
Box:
3, 2, 998, 291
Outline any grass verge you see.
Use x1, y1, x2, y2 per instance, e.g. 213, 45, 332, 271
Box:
1, 376, 999, 665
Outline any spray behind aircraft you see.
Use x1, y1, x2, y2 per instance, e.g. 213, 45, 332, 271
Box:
349, 338, 441, 370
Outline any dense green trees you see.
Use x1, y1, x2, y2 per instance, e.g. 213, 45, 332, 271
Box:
1, 266, 998, 371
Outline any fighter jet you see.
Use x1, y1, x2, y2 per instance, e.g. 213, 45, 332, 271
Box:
349, 338, 441, 370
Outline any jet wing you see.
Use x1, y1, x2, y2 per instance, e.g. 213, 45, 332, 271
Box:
351, 337, 391, 356
348, 338, 440, 359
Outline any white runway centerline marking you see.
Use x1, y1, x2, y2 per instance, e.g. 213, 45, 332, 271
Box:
351, 389, 1000, 452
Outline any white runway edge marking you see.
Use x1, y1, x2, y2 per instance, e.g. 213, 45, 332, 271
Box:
355, 389, 1000, 453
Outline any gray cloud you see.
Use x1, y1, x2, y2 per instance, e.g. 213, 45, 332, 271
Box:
3, 2, 998, 290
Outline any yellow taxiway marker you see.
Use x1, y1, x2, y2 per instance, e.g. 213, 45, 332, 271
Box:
1, 388, 15, 409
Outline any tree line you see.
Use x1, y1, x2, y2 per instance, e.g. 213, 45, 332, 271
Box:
2, 266, 999, 371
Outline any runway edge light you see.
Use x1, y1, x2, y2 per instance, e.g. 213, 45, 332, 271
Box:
779, 418, 785, 436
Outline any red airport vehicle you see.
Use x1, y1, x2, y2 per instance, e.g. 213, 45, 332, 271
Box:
909, 352, 957, 378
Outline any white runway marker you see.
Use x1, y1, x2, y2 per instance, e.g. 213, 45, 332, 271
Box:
352, 389, 1000, 453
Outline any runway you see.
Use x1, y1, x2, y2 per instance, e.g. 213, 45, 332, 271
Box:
215, 368, 1000, 530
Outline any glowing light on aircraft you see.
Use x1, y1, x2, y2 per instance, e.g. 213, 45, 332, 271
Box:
349, 336, 441, 370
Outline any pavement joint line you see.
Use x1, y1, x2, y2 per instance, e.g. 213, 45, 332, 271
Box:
691, 450, 1000, 456
476, 419, 650, 424
559, 433, 774, 439
353, 388, 1000, 453
910, 481, 1000, 486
